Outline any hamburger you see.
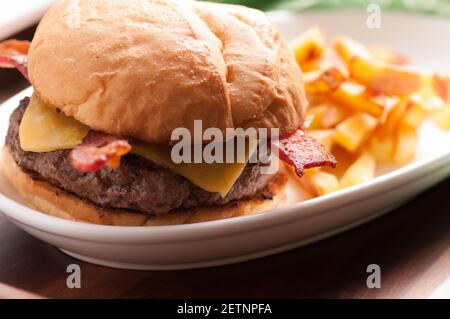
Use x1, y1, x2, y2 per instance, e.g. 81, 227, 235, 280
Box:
0, 0, 336, 226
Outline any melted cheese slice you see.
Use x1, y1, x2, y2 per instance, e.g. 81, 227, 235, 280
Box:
19, 96, 253, 196
132, 142, 254, 197
20, 95, 90, 152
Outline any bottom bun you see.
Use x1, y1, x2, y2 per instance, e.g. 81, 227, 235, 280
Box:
1, 147, 287, 226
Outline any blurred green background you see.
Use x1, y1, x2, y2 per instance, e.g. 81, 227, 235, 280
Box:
206, 0, 450, 19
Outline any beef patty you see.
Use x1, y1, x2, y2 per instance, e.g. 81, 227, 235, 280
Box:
6, 98, 274, 215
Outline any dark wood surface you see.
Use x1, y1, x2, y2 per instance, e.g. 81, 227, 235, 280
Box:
0, 27, 449, 300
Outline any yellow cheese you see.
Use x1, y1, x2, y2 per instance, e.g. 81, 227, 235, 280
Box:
132, 142, 253, 197
19, 95, 89, 152
19, 96, 252, 196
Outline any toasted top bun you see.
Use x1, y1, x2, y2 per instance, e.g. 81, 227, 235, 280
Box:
28, 0, 307, 144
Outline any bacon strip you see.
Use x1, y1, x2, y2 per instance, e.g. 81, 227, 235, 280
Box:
274, 129, 337, 177
0, 40, 30, 81
70, 131, 131, 173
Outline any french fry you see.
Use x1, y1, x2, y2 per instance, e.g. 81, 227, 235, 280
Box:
413, 73, 442, 110
368, 45, 409, 65
317, 47, 349, 76
306, 91, 329, 107
334, 112, 378, 153
300, 60, 321, 72
304, 66, 346, 93
308, 129, 335, 150
333, 36, 371, 65
403, 99, 427, 129
348, 55, 424, 95
321, 144, 355, 178
321, 103, 351, 128
432, 104, 450, 130
306, 104, 328, 129
393, 124, 417, 164
331, 81, 385, 118
340, 151, 376, 188
297, 170, 318, 195
302, 170, 340, 196
368, 134, 395, 163
306, 103, 350, 129
373, 95, 399, 124
291, 27, 326, 68
410, 92, 444, 112
376, 98, 408, 138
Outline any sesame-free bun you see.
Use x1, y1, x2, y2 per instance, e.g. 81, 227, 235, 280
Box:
28, 0, 307, 144
1, 147, 287, 226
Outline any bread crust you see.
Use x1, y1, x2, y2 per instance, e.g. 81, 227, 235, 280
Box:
1, 147, 287, 226
28, 0, 307, 144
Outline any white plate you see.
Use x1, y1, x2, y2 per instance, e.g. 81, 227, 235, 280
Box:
0, 0, 55, 40
0, 11, 450, 270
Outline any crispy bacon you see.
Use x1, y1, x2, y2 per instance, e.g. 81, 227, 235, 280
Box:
70, 131, 131, 173
274, 129, 337, 177
0, 40, 30, 81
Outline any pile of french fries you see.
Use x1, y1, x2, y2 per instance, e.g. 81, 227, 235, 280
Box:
291, 27, 450, 197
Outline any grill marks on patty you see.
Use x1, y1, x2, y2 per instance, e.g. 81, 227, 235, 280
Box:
6, 98, 274, 215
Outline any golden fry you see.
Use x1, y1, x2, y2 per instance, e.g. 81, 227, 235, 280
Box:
306, 104, 328, 129
373, 95, 399, 124
334, 112, 378, 153
291, 27, 326, 68
302, 170, 340, 196
348, 55, 423, 95
409, 92, 444, 112
320, 145, 356, 179
308, 129, 335, 150
300, 60, 321, 72
304, 67, 346, 93
432, 105, 450, 130
340, 151, 376, 188
333, 36, 371, 65
393, 124, 417, 164
331, 81, 385, 118
306, 103, 350, 129
318, 47, 349, 76
403, 100, 427, 129
368, 134, 395, 163
321, 103, 351, 128
376, 98, 408, 138
306, 91, 329, 107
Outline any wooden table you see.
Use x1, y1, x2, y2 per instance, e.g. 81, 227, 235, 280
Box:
0, 28, 449, 300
